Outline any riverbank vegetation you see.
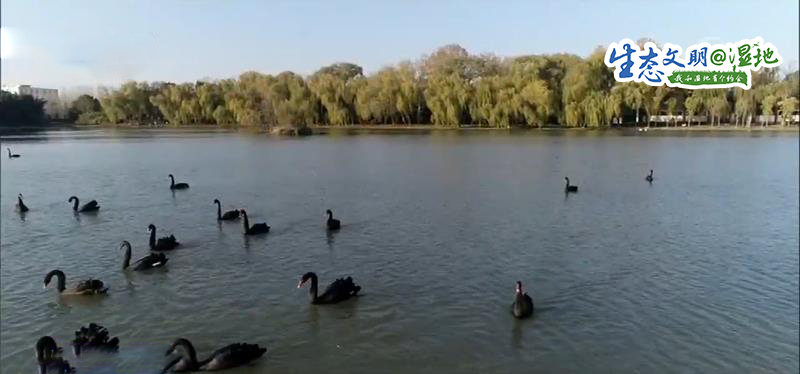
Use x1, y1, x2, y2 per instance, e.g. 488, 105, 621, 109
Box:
0, 90, 46, 125
3, 42, 799, 129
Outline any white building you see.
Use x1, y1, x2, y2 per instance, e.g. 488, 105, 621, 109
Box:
2, 84, 59, 103
2, 85, 64, 117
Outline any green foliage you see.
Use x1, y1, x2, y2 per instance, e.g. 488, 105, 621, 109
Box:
101, 81, 163, 125
0, 90, 46, 125
75, 111, 107, 125
309, 63, 363, 126
69, 94, 102, 121
779, 97, 798, 124
74, 44, 798, 129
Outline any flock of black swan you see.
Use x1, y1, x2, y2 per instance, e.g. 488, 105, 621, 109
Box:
8, 148, 656, 373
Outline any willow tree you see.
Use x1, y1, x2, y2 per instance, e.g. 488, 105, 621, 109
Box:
150, 83, 201, 125
644, 86, 668, 127
600, 85, 623, 126
666, 97, 679, 126
425, 72, 472, 126
779, 97, 798, 126
708, 93, 730, 126
562, 48, 614, 127
734, 88, 757, 127
395, 62, 424, 124
505, 58, 552, 127
583, 91, 608, 127
309, 63, 363, 126
684, 93, 703, 126
101, 81, 163, 124
197, 81, 232, 125
761, 94, 778, 126
223, 73, 268, 128
422, 45, 503, 127
525, 54, 580, 124
355, 67, 401, 124
267, 72, 318, 126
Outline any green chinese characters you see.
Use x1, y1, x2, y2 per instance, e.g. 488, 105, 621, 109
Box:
668, 71, 748, 86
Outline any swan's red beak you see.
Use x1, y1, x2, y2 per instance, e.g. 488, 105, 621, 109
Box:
297, 280, 307, 288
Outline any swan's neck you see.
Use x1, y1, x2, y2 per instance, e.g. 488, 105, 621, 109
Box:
216, 203, 221, 219
565, 179, 570, 187
176, 340, 198, 365
122, 247, 131, 269
149, 229, 156, 248
47, 271, 66, 292
57, 274, 65, 292
71, 198, 79, 210
242, 213, 249, 230
169, 176, 175, 187
327, 212, 333, 220
6, 149, 10, 156
309, 275, 319, 303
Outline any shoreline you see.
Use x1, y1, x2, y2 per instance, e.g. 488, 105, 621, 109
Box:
309, 125, 799, 133
1, 123, 797, 136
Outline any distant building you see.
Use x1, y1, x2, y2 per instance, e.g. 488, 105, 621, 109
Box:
2, 84, 59, 104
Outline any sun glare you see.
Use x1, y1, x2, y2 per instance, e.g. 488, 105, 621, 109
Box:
1, 28, 14, 59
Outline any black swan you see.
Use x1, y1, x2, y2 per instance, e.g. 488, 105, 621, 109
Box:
7, 148, 20, 158
149, 224, 180, 251
17, 193, 29, 212
646, 169, 654, 182
68, 196, 100, 212
44, 269, 107, 296
161, 338, 267, 373
121, 240, 168, 270
297, 272, 361, 304
564, 177, 578, 193
511, 281, 534, 319
36, 336, 75, 374
326, 209, 341, 230
72, 323, 119, 356
240, 209, 270, 235
214, 199, 240, 221
169, 174, 190, 190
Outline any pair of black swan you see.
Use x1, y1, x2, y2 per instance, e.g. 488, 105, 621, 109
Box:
149, 224, 180, 251
511, 281, 535, 319
121, 240, 168, 270
564, 177, 578, 193
36, 336, 75, 374
68, 196, 100, 212
44, 270, 107, 296
214, 199, 239, 220
169, 174, 189, 190
7, 147, 20, 158
72, 323, 119, 356
297, 272, 361, 304
17, 193, 29, 212
162, 338, 266, 373
240, 209, 270, 235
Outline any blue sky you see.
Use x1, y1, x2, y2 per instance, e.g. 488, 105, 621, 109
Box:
1, 0, 798, 89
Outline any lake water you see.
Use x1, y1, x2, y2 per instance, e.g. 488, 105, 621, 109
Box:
1, 129, 798, 373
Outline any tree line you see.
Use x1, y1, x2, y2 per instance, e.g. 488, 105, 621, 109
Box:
0, 90, 46, 125
3, 41, 799, 128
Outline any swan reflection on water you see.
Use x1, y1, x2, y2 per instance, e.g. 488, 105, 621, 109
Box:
325, 229, 337, 248
512, 320, 524, 350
